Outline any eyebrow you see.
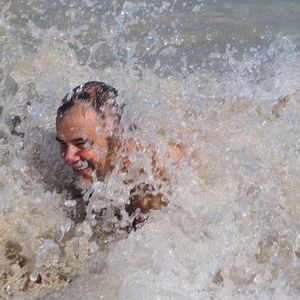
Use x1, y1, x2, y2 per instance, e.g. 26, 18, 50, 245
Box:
56, 137, 64, 143
72, 138, 89, 144
55, 137, 90, 144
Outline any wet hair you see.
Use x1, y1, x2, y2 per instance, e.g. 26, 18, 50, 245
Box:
57, 81, 124, 122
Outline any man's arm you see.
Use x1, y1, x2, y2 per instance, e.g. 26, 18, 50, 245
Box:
125, 142, 186, 215
125, 183, 167, 215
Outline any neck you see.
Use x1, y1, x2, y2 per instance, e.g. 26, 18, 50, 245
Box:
96, 136, 121, 180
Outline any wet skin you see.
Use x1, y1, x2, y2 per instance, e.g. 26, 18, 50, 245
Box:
56, 105, 116, 186
56, 104, 183, 214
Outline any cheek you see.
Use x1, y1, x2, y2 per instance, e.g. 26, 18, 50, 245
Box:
60, 146, 66, 157
94, 144, 109, 156
92, 138, 109, 157
80, 147, 108, 161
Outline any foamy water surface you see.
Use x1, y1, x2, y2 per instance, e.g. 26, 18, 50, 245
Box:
1, 0, 300, 299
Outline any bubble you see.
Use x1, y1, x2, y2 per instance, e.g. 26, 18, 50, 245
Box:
1, 1, 300, 299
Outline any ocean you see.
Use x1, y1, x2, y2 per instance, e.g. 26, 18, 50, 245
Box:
1, 0, 300, 299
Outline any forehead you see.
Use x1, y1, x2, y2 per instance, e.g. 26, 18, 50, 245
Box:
58, 105, 96, 125
56, 106, 105, 137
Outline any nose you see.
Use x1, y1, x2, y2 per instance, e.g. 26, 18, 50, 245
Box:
62, 145, 81, 165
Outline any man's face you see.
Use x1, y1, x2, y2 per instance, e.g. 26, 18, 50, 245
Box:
56, 105, 115, 186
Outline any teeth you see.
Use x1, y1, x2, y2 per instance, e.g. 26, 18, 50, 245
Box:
72, 160, 89, 171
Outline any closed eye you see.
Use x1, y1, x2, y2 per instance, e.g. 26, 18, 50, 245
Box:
56, 137, 66, 147
55, 137, 93, 149
73, 138, 93, 149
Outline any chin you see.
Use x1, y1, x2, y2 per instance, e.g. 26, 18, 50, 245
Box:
73, 175, 93, 190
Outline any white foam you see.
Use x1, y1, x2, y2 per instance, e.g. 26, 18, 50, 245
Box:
1, 1, 300, 299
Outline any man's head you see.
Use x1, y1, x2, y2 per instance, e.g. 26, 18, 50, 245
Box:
56, 81, 123, 186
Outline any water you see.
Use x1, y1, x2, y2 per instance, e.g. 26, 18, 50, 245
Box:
1, 0, 300, 299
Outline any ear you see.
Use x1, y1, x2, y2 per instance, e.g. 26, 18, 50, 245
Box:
103, 115, 116, 131
100, 104, 120, 134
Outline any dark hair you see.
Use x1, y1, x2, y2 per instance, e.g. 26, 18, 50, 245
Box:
57, 81, 123, 121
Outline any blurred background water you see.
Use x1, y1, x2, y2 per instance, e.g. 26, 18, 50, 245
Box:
1, 0, 300, 299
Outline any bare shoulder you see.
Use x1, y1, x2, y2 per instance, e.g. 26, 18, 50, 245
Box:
119, 127, 190, 176
163, 142, 186, 163
155, 126, 190, 164
118, 137, 142, 173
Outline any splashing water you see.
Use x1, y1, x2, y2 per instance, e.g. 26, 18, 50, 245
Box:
1, 1, 300, 299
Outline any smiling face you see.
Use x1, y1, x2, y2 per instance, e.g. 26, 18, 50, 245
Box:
56, 103, 118, 186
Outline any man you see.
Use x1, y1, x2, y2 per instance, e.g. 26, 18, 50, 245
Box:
56, 81, 183, 220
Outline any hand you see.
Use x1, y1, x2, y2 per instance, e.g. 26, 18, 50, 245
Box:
126, 183, 168, 215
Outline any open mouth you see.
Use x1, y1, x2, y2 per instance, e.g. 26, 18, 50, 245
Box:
72, 160, 90, 171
